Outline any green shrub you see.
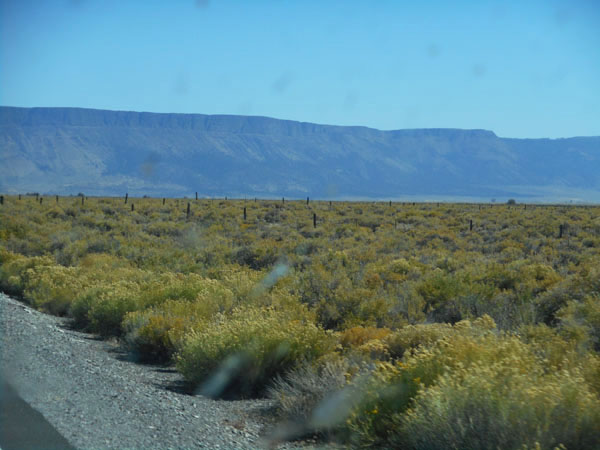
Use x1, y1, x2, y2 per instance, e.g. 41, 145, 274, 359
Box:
558, 295, 600, 352
267, 356, 351, 438
416, 271, 467, 323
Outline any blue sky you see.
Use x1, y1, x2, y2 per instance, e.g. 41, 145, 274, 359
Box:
1, 0, 599, 138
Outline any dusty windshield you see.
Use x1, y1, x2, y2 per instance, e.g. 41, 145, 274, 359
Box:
1, 1, 599, 449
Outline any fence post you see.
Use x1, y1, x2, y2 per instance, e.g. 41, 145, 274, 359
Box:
559, 224, 564, 238
0, 195, 3, 205
196, 192, 198, 201
40, 197, 43, 204
187, 202, 191, 219
125, 193, 128, 204
470, 219, 473, 231
56, 195, 59, 203
163, 198, 165, 205
313, 213, 317, 228
307, 197, 310, 206
131, 203, 134, 212
81, 195, 84, 206
243, 206, 247, 221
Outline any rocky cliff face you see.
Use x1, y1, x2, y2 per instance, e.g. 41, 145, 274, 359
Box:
1, 106, 599, 201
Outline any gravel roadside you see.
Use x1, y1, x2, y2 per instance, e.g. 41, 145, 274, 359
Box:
0, 293, 329, 450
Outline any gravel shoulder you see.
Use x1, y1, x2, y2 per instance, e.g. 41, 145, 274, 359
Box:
0, 293, 325, 450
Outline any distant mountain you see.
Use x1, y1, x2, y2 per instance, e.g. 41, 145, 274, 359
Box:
1, 106, 599, 202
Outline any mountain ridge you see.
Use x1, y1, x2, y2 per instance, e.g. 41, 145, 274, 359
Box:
1, 106, 599, 202
1, 106, 501, 138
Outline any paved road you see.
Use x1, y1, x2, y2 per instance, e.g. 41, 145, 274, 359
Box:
0, 381, 74, 450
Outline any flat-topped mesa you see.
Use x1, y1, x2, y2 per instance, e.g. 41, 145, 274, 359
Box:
389, 128, 497, 139
0, 106, 498, 138
1, 106, 598, 201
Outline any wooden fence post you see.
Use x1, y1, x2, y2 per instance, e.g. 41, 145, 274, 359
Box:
125, 193, 128, 204
313, 213, 317, 228
187, 202, 191, 218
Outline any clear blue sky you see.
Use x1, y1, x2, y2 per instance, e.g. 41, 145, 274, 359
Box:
1, 0, 599, 138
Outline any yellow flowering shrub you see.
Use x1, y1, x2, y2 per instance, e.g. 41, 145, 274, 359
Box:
340, 326, 392, 349
345, 316, 600, 449
72, 280, 144, 336
0, 251, 54, 298
519, 324, 600, 395
384, 322, 454, 359
123, 281, 235, 363
399, 364, 600, 450
23, 264, 86, 315
176, 304, 337, 397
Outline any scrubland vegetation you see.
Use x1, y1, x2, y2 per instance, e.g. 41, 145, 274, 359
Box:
1, 195, 599, 449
